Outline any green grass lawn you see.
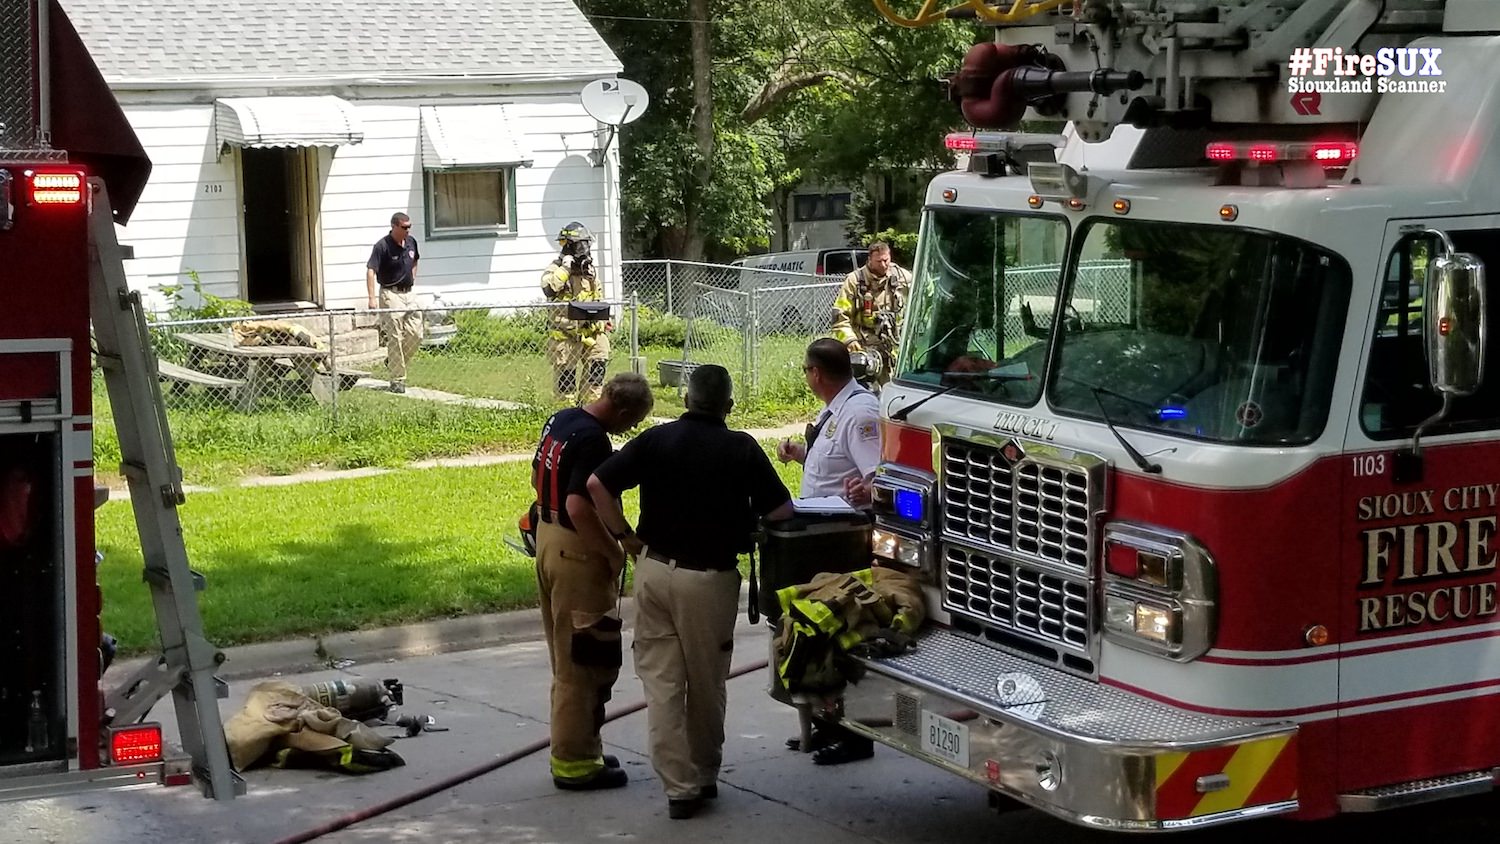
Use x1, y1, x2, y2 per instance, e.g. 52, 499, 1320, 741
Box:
100, 444, 806, 654
388, 338, 819, 428
95, 332, 819, 487
94, 381, 555, 486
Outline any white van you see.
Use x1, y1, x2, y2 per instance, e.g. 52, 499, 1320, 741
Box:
731, 247, 868, 333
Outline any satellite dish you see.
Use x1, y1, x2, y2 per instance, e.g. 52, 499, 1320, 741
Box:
581, 78, 650, 127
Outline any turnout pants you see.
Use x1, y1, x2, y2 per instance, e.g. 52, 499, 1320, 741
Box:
548, 333, 610, 404
536, 520, 622, 783
378, 287, 424, 384
632, 551, 741, 800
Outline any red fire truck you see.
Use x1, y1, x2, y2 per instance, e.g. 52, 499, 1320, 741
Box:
786, 0, 1500, 830
1, 0, 236, 802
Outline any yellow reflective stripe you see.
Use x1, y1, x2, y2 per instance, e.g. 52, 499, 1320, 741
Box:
551, 755, 605, 780
836, 630, 862, 649
776, 584, 801, 615
853, 569, 874, 587
1156, 751, 1189, 790
1190, 736, 1293, 816
792, 599, 842, 633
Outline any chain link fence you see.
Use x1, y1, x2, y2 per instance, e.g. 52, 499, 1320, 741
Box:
108, 258, 842, 436
138, 302, 640, 421
116, 258, 1132, 426
620, 259, 843, 403
85, 258, 1138, 481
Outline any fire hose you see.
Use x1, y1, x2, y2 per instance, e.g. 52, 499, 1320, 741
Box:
270, 657, 771, 844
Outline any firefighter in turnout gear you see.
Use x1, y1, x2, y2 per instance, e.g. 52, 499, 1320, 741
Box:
542, 222, 611, 404
530, 373, 656, 791
830, 242, 911, 390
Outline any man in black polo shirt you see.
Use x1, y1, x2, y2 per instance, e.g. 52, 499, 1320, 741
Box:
365, 212, 423, 393
531, 372, 655, 792
588, 365, 794, 820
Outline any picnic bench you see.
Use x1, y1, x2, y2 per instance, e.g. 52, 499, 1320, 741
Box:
177, 332, 364, 411
157, 359, 245, 402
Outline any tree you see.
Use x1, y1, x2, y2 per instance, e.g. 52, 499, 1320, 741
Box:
578, 0, 977, 260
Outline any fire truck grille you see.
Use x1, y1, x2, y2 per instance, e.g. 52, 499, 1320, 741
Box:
942, 544, 1092, 655
941, 439, 1094, 570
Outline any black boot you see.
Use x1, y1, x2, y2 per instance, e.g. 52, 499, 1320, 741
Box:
812, 735, 875, 766
554, 767, 628, 791
784, 724, 835, 752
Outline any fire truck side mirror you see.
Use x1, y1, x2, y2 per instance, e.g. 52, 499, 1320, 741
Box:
1424, 238, 1486, 398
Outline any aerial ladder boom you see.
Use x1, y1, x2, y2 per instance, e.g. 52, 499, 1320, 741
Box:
876, 0, 1472, 140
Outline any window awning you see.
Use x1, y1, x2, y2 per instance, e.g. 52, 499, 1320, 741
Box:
214, 96, 364, 150
420, 105, 533, 169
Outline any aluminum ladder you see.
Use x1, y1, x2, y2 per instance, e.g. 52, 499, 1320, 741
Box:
86, 179, 242, 800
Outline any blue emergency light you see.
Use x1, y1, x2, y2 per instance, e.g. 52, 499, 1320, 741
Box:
1156, 406, 1188, 420
895, 488, 925, 522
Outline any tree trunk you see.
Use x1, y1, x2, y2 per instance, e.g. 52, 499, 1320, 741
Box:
682, 0, 714, 261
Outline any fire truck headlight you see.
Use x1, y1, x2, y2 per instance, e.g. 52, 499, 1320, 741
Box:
1101, 521, 1216, 661
872, 528, 922, 568
1104, 595, 1180, 645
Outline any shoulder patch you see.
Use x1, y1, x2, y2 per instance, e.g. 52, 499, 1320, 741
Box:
856, 420, 879, 442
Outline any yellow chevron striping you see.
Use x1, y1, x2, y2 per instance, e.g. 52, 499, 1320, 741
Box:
1155, 751, 1190, 790
1191, 735, 1293, 816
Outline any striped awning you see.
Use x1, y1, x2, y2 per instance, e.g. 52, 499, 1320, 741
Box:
419, 104, 533, 169
214, 96, 364, 150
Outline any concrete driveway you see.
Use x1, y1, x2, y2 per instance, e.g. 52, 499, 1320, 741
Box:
5, 611, 1498, 844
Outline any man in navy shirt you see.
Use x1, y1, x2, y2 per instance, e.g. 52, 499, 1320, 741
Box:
589, 365, 794, 819
531, 372, 655, 792
365, 212, 422, 393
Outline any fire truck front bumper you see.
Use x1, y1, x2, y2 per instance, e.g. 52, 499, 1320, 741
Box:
827, 627, 1299, 831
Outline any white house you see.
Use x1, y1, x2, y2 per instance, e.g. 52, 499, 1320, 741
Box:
68, 0, 627, 312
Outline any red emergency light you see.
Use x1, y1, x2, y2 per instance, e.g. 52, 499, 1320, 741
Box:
26, 170, 86, 205
946, 133, 982, 151
108, 723, 164, 765
1204, 141, 1358, 168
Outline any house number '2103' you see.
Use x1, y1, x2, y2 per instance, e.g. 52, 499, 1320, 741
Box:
203, 184, 224, 194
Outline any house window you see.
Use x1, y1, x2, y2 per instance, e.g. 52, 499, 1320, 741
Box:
793, 192, 852, 222
425, 168, 515, 235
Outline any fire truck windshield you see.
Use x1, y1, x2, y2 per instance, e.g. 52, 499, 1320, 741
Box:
897, 209, 1352, 446
898, 208, 1069, 407
1050, 219, 1352, 445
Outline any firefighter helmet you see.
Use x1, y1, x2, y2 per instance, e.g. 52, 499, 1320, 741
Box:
557, 222, 594, 248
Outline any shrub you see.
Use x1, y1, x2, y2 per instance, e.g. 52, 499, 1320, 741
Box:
449, 308, 550, 356
157, 269, 256, 321
631, 306, 739, 350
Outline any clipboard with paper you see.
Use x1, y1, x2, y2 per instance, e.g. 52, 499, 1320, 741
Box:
791, 495, 860, 515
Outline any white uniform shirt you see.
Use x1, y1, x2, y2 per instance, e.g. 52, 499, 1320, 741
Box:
801, 379, 882, 499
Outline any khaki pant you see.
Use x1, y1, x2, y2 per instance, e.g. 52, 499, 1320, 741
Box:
379, 287, 424, 384
548, 332, 610, 404
632, 552, 741, 800
536, 520, 622, 782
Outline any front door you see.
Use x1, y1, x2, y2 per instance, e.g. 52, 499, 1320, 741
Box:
238, 147, 322, 308
1339, 215, 1500, 792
